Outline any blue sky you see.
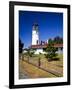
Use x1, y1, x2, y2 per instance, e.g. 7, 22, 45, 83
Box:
19, 11, 63, 48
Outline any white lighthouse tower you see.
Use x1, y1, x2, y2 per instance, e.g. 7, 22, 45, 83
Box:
32, 23, 39, 45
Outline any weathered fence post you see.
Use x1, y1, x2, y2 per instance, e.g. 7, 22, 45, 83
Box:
38, 57, 41, 68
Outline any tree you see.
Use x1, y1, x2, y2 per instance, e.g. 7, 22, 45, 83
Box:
19, 39, 24, 53
43, 39, 57, 61
19, 39, 24, 60
25, 48, 35, 62
53, 36, 63, 44
48, 38, 53, 44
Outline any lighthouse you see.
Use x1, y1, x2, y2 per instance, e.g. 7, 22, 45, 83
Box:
32, 23, 39, 45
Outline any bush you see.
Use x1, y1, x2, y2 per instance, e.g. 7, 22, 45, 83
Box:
43, 39, 58, 61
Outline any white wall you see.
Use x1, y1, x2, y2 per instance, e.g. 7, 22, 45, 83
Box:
34, 48, 45, 54
32, 30, 39, 45
0, 0, 72, 90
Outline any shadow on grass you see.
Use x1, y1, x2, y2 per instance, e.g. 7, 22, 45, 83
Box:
48, 57, 60, 62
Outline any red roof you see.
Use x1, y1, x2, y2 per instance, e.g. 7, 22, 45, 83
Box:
30, 44, 63, 49
54, 44, 63, 48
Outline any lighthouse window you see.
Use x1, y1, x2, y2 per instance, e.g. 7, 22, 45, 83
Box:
37, 40, 38, 44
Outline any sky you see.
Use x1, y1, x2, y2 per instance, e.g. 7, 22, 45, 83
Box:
19, 11, 63, 48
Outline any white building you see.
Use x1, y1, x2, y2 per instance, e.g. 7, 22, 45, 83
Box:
31, 23, 46, 54
32, 23, 39, 45
30, 23, 63, 54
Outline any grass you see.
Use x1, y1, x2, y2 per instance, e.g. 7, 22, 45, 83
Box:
19, 53, 63, 78
19, 60, 57, 78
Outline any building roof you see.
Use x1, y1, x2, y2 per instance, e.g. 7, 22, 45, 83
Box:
30, 44, 63, 49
